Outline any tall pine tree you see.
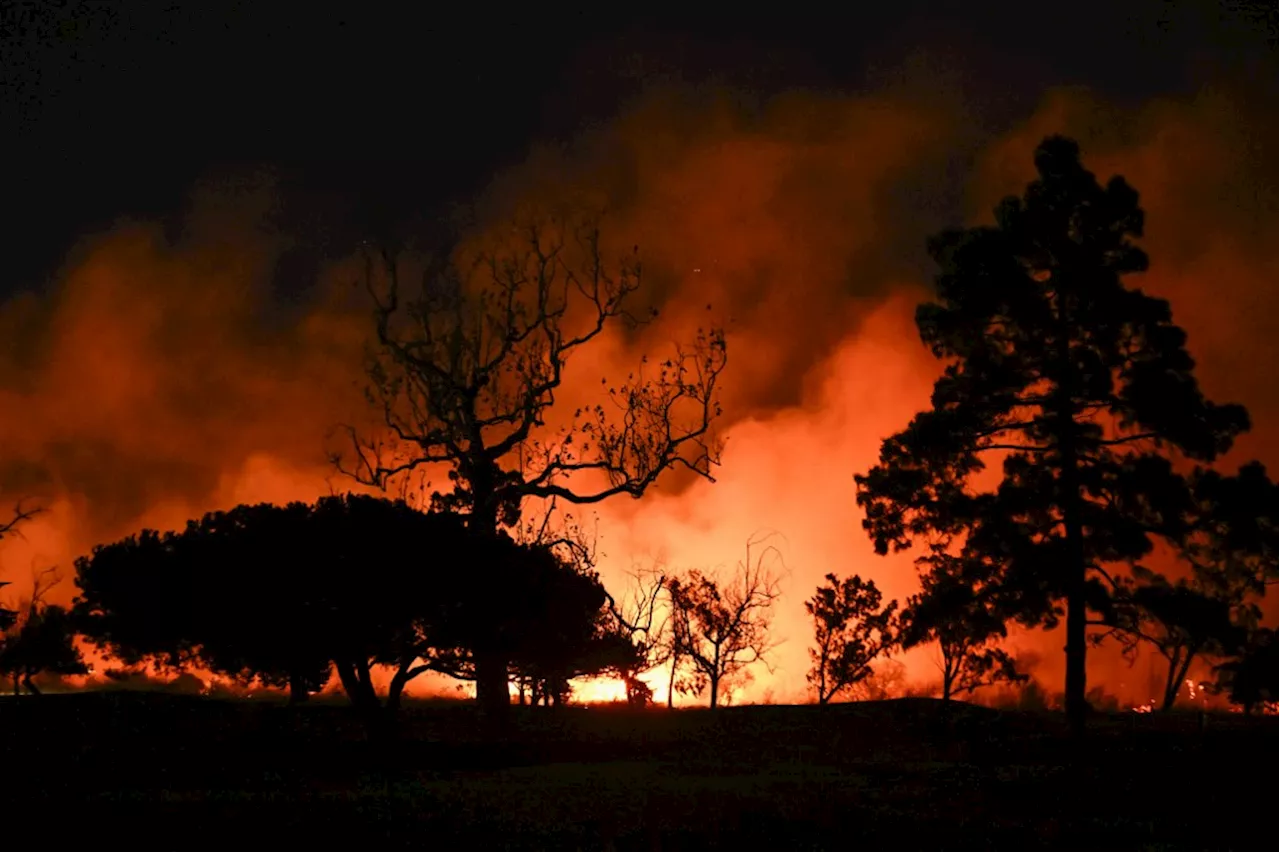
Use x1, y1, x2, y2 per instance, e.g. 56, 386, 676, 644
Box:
855, 136, 1248, 735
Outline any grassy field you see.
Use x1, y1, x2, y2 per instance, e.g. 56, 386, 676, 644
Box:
0, 692, 1273, 849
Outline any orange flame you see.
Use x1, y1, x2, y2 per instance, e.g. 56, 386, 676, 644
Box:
1, 83, 1274, 707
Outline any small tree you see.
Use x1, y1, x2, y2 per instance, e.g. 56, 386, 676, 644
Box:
332, 216, 728, 715
667, 534, 782, 709
0, 569, 88, 695
1105, 570, 1244, 711
1096, 463, 1276, 712
900, 554, 1026, 702
603, 560, 672, 707
806, 573, 899, 704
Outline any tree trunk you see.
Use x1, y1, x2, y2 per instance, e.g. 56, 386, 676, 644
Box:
1057, 386, 1088, 737
1160, 650, 1196, 713
386, 663, 413, 712
1056, 281, 1088, 738
354, 658, 380, 707
335, 660, 361, 702
288, 671, 311, 706
667, 656, 678, 709
474, 650, 510, 717
336, 659, 379, 710
709, 674, 719, 709
22, 672, 40, 695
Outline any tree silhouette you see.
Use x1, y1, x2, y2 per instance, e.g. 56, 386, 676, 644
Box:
332, 216, 728, 714
667, 534, 781, 709
1211, 627, 1277, 714
604, 563, 673, 707
0, 502, 42, 632
805, 573, 898, 704
1174, 462, 1278, 605
1121, 576, 1239, 711
302, 495, 475, 710
471, 541, 640, 708
188, 501, 334, 705
854, 136, 1248, 735
1094, 463, 1276, 711
74, 495, 478, 709
900, 554, 1026, 702
0, 569, 87, 695
0, 604, 88, 695
74, 529, 200, 673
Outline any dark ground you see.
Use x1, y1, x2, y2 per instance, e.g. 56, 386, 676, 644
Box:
0, 693, 1273, 849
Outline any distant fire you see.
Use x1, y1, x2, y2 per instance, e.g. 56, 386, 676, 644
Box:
0, 85, 1275, 711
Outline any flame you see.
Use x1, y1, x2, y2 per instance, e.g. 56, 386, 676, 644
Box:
0, 80, 1274, 709
570, 676, 629, 705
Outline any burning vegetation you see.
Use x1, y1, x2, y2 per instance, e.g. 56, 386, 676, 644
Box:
1, 132, 1273, 720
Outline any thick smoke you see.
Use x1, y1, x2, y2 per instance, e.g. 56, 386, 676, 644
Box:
0, 79, 1273, 704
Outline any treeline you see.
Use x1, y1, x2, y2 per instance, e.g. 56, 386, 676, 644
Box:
1, 135, 1277, 722
1, 484, 1274, 717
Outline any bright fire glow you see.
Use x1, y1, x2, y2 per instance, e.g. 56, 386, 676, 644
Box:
0, 86, 1274, 710
570, 676, 629, 705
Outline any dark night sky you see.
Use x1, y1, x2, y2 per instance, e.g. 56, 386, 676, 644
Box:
2, 1, 1274, 301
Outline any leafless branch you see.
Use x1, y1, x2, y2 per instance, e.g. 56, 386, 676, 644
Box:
0, 501, 42, 542
667, 535, 784, 707
330, 215, 728, 532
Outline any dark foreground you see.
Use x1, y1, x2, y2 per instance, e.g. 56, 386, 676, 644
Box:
1, 693, 1274, 849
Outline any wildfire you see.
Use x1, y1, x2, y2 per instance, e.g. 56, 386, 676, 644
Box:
0, 85, 1274, 713
570, 676, 629, 705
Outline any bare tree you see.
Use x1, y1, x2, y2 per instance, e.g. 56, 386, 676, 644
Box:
0, 502, 43, 632
331, 216, 728, 714
667, 533, 783, 709
604, 559, 672, 706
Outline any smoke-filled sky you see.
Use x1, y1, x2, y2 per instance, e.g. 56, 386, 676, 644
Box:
1, 2, 1275, 703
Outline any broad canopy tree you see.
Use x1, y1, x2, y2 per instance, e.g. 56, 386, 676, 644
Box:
74, 495, 463, 706
855, 136, 1249, 734
332, 216, 728, 713
74, 494, 635, 710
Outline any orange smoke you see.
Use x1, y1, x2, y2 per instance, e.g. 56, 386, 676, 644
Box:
1, 80, 1274, 706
